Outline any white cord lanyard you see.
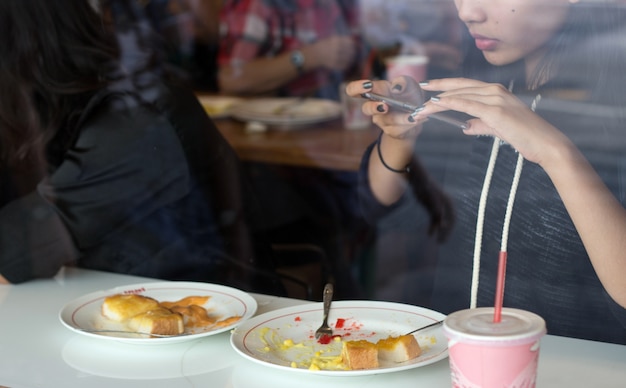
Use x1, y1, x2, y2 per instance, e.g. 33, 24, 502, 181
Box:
469, 91, 542, 310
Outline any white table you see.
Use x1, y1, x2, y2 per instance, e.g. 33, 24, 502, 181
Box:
0, 267, 624, 388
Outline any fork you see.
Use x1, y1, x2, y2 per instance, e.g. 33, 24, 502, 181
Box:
314, 283, 334, 339
404, 320, 444, 336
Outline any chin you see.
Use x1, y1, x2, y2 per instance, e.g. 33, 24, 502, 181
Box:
482, 52, 517, 67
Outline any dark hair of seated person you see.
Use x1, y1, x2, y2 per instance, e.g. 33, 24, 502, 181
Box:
0, 0, 286, 295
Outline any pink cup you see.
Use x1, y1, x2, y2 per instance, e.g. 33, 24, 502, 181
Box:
443, 307, 546, 388
385, 55, 429, 82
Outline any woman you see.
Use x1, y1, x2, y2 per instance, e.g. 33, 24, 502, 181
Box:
0, 0, 283, 294
347, 0, 626, 344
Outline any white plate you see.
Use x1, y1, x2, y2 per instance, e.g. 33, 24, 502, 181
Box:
197, 95, 244, 118
59, 281, 257, 345
232, 98, 342, 127
230, 300, 447, 376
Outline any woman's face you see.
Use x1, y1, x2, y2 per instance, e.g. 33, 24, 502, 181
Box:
454, 0, 570, 73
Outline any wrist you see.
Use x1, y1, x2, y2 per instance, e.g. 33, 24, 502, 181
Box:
290, 50, 305, 74
376, 132, 414, 174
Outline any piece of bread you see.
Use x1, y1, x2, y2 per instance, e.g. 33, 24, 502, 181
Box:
169, 304, 216, 328
101, 294, 161, 322
159, 296, 210, 309
341, 340, 379, 370
127, 307, 184, 335
376, 334, 422, 363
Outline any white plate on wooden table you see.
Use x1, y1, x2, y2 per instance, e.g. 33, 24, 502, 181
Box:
231, 98, 342, 127
59, 281, 257, 345
197, 95, 244, 118
230, 300, 447, 376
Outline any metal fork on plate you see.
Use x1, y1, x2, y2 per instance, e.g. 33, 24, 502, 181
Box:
314, 283, 334, 339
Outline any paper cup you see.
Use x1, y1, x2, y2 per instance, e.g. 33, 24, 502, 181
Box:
339, 82, 370, 130
443, 307, 546, 388
385, 55, 429, 82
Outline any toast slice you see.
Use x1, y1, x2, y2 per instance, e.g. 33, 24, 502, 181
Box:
101, 294, 161, 322
341, 340, 379, 370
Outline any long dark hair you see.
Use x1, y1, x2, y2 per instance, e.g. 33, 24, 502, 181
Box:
531, 1, 626, 101
0, 0, 119, 165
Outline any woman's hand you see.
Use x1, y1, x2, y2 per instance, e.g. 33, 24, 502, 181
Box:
345, 77, 427, 140
416, 78, 571, 167
345, 77, 428, 205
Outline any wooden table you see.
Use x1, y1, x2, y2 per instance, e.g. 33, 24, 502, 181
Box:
213, 118, 379, 172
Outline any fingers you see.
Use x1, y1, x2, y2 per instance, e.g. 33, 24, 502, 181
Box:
345, 79, 376, 97
344, 79, 390, 117
419, 78, 492, 93
415, 93, 488, 123
344, 80, 426, 138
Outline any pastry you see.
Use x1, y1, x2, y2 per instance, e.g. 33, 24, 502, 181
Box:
341, 339, 379, 370
101, 294, 160, 322
377, 334, 422, 363
128, 307, 184, 336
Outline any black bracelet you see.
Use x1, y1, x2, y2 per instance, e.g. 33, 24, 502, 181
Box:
376, 132, 411, 174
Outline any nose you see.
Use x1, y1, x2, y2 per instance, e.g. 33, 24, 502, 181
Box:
454, 0, 487, 24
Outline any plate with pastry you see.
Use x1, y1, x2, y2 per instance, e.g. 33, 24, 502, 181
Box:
196, 95, 244, 119
231, 97, 342, 127
230, 300, 447, 376
59, 281, 257, 344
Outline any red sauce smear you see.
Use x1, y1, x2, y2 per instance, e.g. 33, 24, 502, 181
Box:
335, 318, 345, 329
317, 334, 332, 344
317, 334, 342, 344
294, 316, 301, 322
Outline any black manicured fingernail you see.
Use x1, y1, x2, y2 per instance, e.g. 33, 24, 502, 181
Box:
408, 115, 415, 122
363, 81, 373, 89
392, 84, 402, 91
376, 104, 385, 112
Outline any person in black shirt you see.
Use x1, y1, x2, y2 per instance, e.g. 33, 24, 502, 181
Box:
346, 1, 626, 344
0, 0, 283, 295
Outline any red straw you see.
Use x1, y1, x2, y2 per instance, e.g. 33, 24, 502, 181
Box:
493, 251, 507, 323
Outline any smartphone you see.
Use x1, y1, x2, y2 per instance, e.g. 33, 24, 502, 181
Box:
361, 92, 467, 129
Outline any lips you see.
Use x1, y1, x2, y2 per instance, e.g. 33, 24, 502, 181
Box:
472, 34, 499, 51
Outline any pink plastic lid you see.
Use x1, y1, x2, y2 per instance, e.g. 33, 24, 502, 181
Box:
443, 307, 546, 346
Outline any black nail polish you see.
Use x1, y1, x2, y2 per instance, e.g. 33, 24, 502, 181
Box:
408, 115, 415, 123
363, 81, 373, 89
376, 104, 385, 112
392, 84, 402, 91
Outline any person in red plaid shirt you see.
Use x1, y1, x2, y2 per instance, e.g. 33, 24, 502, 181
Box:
217, 0, 364, 100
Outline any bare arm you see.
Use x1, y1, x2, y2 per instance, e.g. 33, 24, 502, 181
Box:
540, 138, 626, 308
219, 35, 357, 95
0, 274, 9, 284
346, 77, 427, 205
218, 52, 302, 95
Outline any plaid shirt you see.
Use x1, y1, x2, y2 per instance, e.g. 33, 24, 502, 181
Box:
218, 0, 361, 99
